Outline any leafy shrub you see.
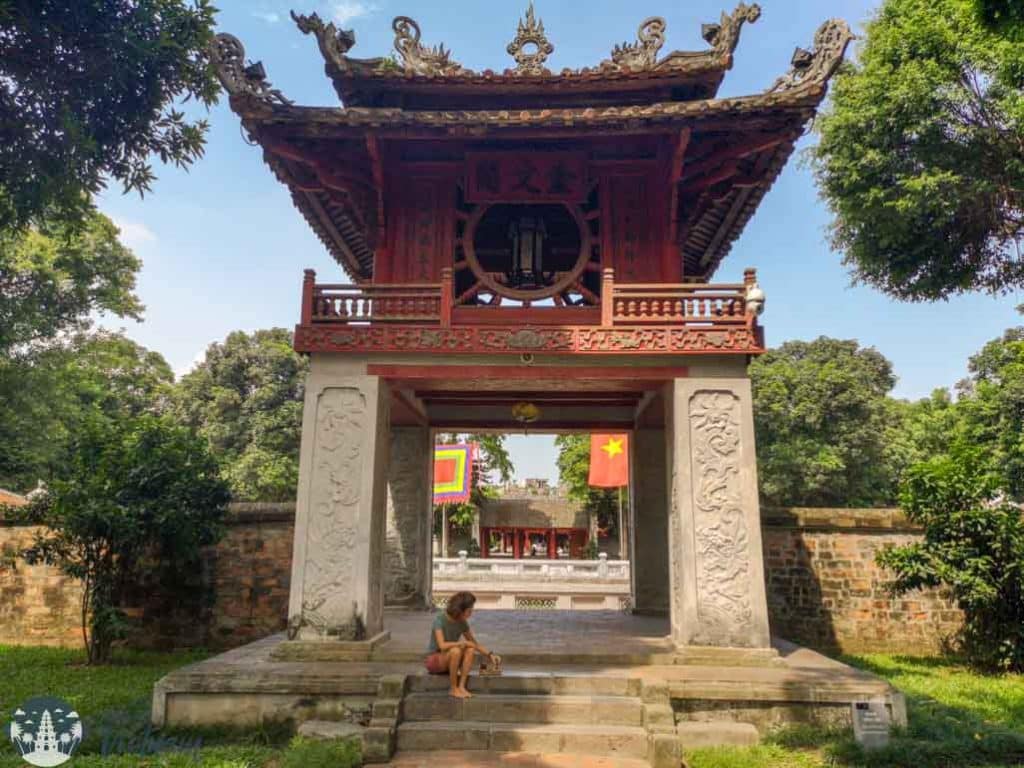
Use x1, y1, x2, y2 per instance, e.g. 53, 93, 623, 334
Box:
877, 449, 1024, 671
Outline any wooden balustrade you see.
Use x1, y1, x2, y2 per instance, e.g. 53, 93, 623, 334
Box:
299, 268, 756, 331
309, 282, 444, 324
609, 284, 749, 325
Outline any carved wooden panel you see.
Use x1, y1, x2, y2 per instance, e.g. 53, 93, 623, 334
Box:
300, 387, 366, 636
606, 174, 659, 282
465, 152, 588, 203
389, 176, 454, 282
688, 390, 754, 644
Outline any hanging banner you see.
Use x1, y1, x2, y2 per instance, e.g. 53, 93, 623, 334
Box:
433, 443, 475, 504
588, 434, 629, 488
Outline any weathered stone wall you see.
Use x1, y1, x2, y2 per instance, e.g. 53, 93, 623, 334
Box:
762, 508, 962, 654
1, 505, 961, 654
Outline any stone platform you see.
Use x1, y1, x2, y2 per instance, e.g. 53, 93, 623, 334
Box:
152, 610, 906, 767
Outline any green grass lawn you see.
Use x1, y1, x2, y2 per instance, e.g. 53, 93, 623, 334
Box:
0, 646, 359, 768
688, 655, 1024, 768
1, 645, 1023, 767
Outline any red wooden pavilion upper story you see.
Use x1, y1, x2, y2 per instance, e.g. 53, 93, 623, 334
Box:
210, 3, 852, 360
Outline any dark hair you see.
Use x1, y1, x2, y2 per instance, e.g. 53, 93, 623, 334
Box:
446, 591, 476, 619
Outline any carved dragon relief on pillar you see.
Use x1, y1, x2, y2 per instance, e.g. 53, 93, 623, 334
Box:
688, 391, 754, 645
291, 387, 367, 640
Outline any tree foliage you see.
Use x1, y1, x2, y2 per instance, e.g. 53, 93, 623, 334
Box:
0, 212, 142, 354
878, 448, 1024, 671
173, 330, 308, 502
956, 327, 1024, 497
750, 337, 904, 507
0, 330, 172, 492
0, 0, 220, 231
812, 0, 1024, 300
20, 414, 229, 663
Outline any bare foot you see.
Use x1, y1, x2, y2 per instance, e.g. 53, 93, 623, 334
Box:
458, 686, 473, 698
450, 687, 470, 699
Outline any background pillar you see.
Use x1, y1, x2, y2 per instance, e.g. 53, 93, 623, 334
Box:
631, 425, 670, 614
664, 378, 772, 649
288, 375, 390, 640
384, 426, 432, 608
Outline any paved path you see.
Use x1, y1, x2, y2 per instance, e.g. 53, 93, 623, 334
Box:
382, 752, 651, 768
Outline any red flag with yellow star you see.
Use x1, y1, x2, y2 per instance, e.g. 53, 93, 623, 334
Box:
588, 434, 629, 488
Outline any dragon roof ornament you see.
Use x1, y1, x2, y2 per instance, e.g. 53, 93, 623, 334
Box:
392, 16, 467, 76
209, 33, 292, 105
604, 17, 667, 72
702, 3, 762, 57
507, 3, 554, 76
291, 11, 358, 70
770, 19, 854, 94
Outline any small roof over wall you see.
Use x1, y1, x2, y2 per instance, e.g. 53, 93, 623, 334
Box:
480, 497, 589, 530
0, 489, 28, 508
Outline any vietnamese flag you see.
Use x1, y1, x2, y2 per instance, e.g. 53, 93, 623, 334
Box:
588, 434, 629, 488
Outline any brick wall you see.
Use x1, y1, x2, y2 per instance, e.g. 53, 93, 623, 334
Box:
762, 508, 962, 654
1, 505, 961, 654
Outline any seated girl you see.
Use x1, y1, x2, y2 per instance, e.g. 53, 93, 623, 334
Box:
424, 591, 495, 698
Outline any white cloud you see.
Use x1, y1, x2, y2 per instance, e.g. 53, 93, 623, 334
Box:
110, 216, 157, 250
329, 0, 378, 25
252, 10, 281, 24
174, 348, 208, 380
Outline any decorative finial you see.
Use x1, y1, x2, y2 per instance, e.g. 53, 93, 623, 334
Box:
507, 2, 554, 76
604, 17, 666, 71
209, 33, 292, 105
769, 19, 854, 93
392, 16, 466, 76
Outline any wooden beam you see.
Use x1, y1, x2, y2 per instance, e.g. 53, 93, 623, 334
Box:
666, 128, 693, 280
367, 364, 689, 381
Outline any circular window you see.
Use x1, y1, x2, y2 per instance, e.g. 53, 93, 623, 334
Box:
461, 202, 593, 303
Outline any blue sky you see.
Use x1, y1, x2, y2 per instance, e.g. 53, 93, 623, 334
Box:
96, 0, 1023, 483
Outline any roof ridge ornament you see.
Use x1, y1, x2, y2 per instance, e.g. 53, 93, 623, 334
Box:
605, 17, 667, 72
769, 19, 854, 94
209, 33, 292, 105
392, 16, 466, 76
291, 11, 357, 69
507, 2, 554, 77
702, 3, 762, 57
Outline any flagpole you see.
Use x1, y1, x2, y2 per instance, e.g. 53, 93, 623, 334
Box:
617, 485, 624, 560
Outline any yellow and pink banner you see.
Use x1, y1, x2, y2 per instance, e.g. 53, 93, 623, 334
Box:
433, 443, 475, 504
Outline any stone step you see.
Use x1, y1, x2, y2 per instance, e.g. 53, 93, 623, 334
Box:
402, 692, 644, 726
407, 673, 642, 698
396, 721, 649, 759
675, 721, 760, 749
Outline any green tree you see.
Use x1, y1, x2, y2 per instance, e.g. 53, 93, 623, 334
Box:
20, 414, 230, 663
956, 327, 1024, 498
750, 337, 903, 507
0, 330, 173, 492
174, 330, 308, 502
0, 212, 142, 354
878, 448, 1024, 671
812, 0, 1024, 300
0, 0, 219, 231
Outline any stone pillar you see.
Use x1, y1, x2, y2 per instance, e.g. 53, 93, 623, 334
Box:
631, 426, 670, 614
384, 427, 432, 608
288, 376, 390, 640
665, 378, 771, 649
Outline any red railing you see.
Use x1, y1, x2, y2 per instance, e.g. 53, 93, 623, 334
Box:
301, 267, 758, 330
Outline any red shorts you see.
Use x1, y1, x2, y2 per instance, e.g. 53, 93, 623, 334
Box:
424, 652, 447, 675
